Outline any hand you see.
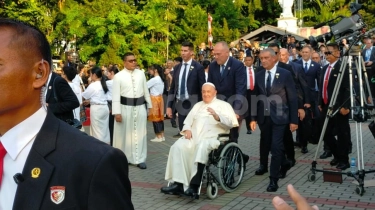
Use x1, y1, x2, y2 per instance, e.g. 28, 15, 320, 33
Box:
273, 184, 319, 210
83, 100, 90, 106
235, 114, 240, 119
207, 107, 219, 121
304, 103, 311, 108
298, 109, 305, 121
290, 123, 298, 132
318, 105, 322, 112
340, 108, 350, 115
366, 61, 373, 66
147, 108, 151, 116
184, 130, 192, 140
115, 114, 122, 123
368, 96, 373, 104
250, 121, 257, 131
166, 107, 172, 118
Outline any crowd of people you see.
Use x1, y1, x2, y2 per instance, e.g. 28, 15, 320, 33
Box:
2, 16, 375, 209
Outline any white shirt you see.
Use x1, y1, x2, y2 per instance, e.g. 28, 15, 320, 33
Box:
302, 59, 312, 72
147, 76, 164, 96
245, 65, 255, 90
177, 59, 192, 99
82, 81, 108, 105
72, 74, 81, 88
265, 64, 277, 87
0, 108, 47, 210
106, 80, 113, 101
68, 82, 82, 120
205, 72, 208, 82
323, 60, 338, 85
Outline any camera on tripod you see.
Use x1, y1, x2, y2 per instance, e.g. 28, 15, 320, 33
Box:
309, 3, 365, 48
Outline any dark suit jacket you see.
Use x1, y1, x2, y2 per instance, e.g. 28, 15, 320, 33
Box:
251, 67, 298, 125
167, 60, 205, 109
46, 72, 80, 122
318, 61, 350, 109
362, 47, 375, 63
13, 112, 134, 210
288, 61, 311, 105
208, 57, 247, 115
296, 60, 321, 101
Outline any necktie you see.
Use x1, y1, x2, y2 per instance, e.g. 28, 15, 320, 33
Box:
220, 65, 225, 77
304, 63, 308, 73
249, 67, 254, 90
180, 63, 188, 100
266, 71, 271, 96
323, 66, 332, 104
0, 142, 7, 187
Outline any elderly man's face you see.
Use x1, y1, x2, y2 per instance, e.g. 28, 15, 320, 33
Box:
311, 52, 321, 63
279, 49, 289, 63
213, 44, 229, 65
202, 84, 217, 103
259, 51, 276, 70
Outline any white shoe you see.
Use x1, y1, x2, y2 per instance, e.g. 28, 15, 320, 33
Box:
150, 137, 163, 142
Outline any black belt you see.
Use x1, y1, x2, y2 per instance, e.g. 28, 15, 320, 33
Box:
120, 96, 146, 106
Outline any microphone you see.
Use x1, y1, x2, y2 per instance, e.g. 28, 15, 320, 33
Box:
13, 173, 24, 184
313, 22, 326, 29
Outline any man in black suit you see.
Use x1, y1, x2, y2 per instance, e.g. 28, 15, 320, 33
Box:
208, 41, 247, 143
297, 46, 322, 153
250, 48, 298, 192
0, 18, 133, 210
45, 71, 80, 122
244, 55, 256, 134
362, 38, 375, 95
167, 42, 206, 138
318, 43, 351, 170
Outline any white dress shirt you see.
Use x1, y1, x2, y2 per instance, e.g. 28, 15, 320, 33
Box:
302, 59, 312, 72
264, 64, 277, 87
147, 76, 164, 96
82, 81, 108, 105
245, 65, 255, 90
0, 108, 47, 210
177, 59, 192, 100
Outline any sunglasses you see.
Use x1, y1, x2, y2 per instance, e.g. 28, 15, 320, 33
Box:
324, 51, 333, 55
125, 59, 137, 63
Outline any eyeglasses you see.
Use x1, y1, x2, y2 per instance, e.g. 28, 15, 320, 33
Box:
324, 51, 333, 55
125, 59, 137, 63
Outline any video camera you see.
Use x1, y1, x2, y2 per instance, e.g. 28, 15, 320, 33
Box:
309, 3, 365, 48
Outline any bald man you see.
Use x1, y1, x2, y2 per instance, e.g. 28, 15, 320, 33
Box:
161, 83, 238, 199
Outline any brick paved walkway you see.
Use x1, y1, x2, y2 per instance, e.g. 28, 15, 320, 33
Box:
89, 119, 375, 209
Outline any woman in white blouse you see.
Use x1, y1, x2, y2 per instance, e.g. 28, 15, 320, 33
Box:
82, 66, 110, 144
61, 66, 82, 123
147, 64, 165, 142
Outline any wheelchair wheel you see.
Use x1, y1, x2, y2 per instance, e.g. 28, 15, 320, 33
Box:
217, 142, 244, 192
206, 182, 218, 199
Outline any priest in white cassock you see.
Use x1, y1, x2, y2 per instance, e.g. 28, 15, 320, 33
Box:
112, 52, 152, 169
161, 82, 238, 198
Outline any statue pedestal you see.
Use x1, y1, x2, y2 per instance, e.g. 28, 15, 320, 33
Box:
277, 17, 298, 34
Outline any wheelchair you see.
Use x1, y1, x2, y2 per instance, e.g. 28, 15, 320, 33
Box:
198, 133, 245, 199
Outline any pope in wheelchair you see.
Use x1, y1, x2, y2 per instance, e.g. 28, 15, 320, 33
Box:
161, 82, 240, 199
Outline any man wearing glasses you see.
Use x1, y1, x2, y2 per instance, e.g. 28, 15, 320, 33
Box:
318, 43, 351, 170
112, 52, 152, 169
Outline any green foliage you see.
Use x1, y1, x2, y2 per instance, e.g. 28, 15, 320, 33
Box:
1, 0, 374, 67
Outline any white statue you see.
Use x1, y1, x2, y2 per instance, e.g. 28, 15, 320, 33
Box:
278, 0, 294, 18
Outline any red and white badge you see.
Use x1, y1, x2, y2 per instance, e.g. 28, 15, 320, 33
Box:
50, 186, 65, 204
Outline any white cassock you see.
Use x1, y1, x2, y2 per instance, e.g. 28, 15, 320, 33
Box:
165, 97, 238, 190
112, 68, 152, 164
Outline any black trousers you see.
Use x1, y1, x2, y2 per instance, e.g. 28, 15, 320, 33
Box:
152, 121, 164, 134
320, 107, 350, 163
190, 163, 205, 187
109, 113, 114, 146
259, 117, 287, 179
176, 99, 193, 131
283, 127, 295, 161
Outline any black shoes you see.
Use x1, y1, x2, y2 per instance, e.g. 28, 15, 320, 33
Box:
247, 130, 252, 134
293, 141, 301, 148
255, 165, 268, 175
161, 183, 184, 195
173, 133, 183, 138
301, 146, 308, 154
336, 162, 350, 170
137, 162, 147, 169
288, 159, 296, 167
184, 187, 199, 199
330, 158, 339, 166
266, 178, 279, 192
171, 122, 177, 128
320, 151, 332, 159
